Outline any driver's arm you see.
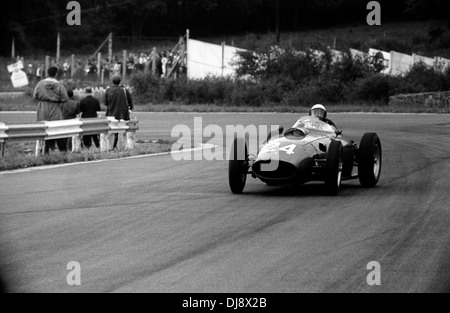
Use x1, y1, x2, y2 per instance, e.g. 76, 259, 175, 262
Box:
325, 118, 337, 128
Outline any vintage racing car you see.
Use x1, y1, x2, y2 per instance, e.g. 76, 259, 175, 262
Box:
228, 116, 382, 195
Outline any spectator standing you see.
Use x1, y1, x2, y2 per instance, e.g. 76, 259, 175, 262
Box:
63, 90, 81, 151
63, 60, 70, 78
27, 64, 34, 85
104, 75, 133, 150
79, 88, 101, 149
126, 55, 135, 76
88, 60, 98, 78
63, 90, 80, 120
161, 52, 168, 78
36, 64, 43, 81
113, 60, 122, 77
33, 66, 69, 153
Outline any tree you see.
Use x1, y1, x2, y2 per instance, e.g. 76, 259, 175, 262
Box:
405, 0, 450, 21
115, 0, 168, 38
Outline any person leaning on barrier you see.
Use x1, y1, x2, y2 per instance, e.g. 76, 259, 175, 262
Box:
63, 90, 81, 120
104, 75, 134, 150
33, 66, 69, 153
63, 90, 81, 151
80, 87, 101, 149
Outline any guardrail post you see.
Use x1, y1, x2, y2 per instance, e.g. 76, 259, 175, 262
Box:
126, 132, 136, 150
118, 132, 126, 149
0, 142, 5, 159
72, 135, 82, 153
35, 140, 43, 157
100, 133, 108, 152
126, 119, 139, 150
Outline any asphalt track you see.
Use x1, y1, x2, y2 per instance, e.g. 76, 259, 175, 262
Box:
1, 112, 450, 293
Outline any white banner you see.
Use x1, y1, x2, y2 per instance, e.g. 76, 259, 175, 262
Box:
7, 61, 24, 73
390, 51, 413, 76
10, 70, 29, 88
412, 54, 435, 68
187, 39, 246, 79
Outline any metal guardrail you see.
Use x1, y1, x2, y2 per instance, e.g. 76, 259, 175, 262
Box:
0, 118, 139, 158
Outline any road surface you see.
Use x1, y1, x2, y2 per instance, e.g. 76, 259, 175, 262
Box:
1, 112, 450, 293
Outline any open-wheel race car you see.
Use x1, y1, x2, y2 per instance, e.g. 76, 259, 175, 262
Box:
228, 116, 382, 195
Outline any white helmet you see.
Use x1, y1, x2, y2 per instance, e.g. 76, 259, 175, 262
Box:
310, 104, 327, 120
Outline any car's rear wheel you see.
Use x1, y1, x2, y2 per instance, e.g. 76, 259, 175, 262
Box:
229, 138, 249, 194
325, 140, 343, 196
358, 133, 382, 187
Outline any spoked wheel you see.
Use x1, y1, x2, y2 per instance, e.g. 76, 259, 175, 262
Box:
358, 133, 382, 188
229, 137, 249, 194
325, 140, 343, 196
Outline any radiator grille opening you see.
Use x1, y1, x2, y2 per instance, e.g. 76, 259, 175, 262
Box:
253, 161, 296, 180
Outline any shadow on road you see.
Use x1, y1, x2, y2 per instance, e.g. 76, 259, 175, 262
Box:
242, 181, 384, 198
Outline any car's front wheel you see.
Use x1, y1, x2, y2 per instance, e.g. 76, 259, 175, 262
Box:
229, 138, 249, 194
358, 133, 382, 187
325, 140, 343, 196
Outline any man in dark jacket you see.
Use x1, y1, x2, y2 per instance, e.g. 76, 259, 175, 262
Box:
104, 75, 133, 149
80, 87, 101, 149
104, 75, 133, 120
63, 90, 80, 120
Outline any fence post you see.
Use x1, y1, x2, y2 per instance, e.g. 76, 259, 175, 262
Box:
389, 51, 394, 76
45, 56, 50, 78
180, 39, 185, 68
152, 47, 157, 76
11, 37, 15, 59
97, 52, 102, 79
108, 33, 113, 62
56, 32, 61, 63
71, 54, 76, 78
221, 41, 225, 77
122, 50, 127, 82
186, 29, 190, 79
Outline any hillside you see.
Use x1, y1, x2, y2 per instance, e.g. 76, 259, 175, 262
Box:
206, 20, 450, 59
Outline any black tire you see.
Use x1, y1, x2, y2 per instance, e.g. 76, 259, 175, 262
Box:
358, 133, 382, 188
229, 138, 249, 194
325, 140, 343, 196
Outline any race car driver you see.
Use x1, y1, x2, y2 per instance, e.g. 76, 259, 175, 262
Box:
309, 104, 337, 128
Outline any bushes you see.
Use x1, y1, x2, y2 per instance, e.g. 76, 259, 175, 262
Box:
402, 62, 450, 92
130, 73, 275, 106
352, 75, 399, 103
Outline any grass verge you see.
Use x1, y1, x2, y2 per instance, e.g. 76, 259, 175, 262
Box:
133, 103, 450, 114
2, 100, 449, 114
0, 139, 175, 172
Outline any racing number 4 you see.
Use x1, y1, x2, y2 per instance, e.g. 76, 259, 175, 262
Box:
279, 144, 296, 155
264, 143, 296, 155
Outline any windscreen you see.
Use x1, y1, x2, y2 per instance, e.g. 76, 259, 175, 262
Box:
293, 116, 335, 133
